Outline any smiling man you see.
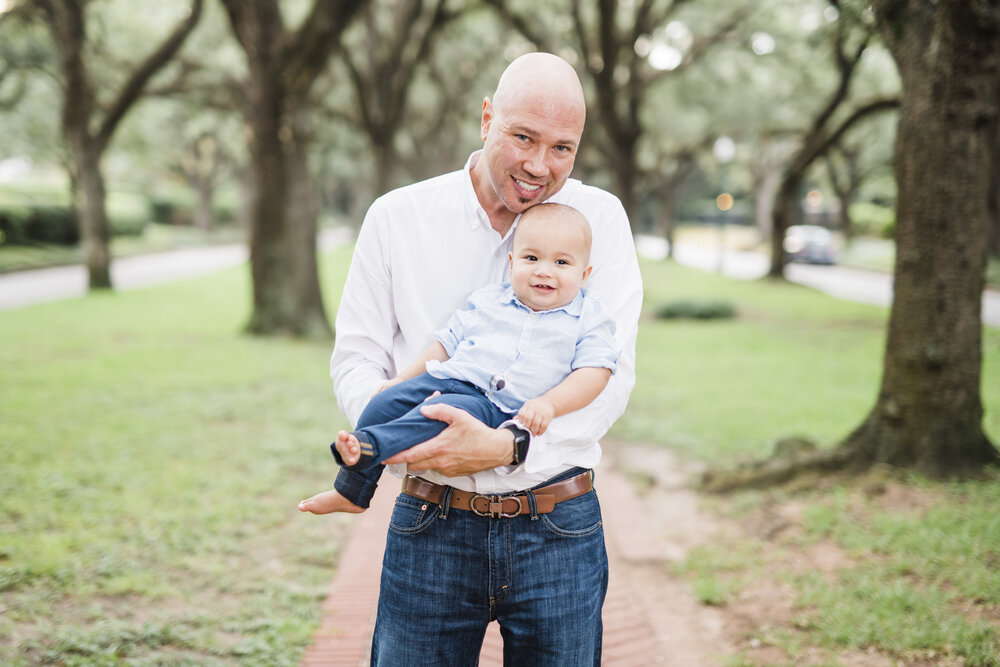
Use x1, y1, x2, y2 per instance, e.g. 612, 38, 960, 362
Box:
319, 52, 642, 665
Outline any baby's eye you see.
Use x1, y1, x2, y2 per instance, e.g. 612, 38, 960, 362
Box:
524, 255, 538, 261
556, 259, 569, 265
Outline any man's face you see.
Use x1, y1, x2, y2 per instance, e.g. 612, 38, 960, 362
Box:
508, 212, 592, 312
478, 92, 584, 216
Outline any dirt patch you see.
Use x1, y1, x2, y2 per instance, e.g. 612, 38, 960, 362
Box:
604, 441, 907, 666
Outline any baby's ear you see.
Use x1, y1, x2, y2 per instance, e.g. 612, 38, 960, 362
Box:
583, 265, 593, 282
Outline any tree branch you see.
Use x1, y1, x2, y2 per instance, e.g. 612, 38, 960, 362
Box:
96, 0, 204, 150
282, 0, 367, 98
481, 0, 550, 50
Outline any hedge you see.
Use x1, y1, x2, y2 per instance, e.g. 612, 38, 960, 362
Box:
0, 185, 151, 246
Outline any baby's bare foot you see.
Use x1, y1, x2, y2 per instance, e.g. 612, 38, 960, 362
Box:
297, 489, 366, 515
335, 430, 362, 466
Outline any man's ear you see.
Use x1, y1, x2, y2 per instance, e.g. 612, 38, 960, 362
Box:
582, 265, 593, 283
481, 97, 493, 141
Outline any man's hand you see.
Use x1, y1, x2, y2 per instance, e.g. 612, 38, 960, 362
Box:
517, 397, 555, 435
381, 403, 514, 476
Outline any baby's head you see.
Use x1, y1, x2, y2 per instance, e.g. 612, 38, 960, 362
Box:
508, 203, 593, 312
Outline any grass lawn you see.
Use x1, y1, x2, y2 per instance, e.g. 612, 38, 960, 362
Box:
1, 246, 357, 665
2, 249, 998, 664
625, 259, 1000, 665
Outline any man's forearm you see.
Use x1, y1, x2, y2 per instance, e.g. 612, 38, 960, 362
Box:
384, 403, 517, 475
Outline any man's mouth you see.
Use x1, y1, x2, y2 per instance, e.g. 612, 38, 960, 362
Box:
514, 177, 542, 193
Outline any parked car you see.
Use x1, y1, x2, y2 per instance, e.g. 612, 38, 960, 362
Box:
784, 225, 838, 264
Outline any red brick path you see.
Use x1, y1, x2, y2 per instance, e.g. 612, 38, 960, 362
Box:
301, 466, 665, 666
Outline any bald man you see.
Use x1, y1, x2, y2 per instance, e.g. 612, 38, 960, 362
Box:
322, 53, 642, 665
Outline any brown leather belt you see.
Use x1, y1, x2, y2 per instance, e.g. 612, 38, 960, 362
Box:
401, 470, 593, 518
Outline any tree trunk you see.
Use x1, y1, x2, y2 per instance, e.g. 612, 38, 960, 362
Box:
221, 0, 364, 338
243, 75, 331, 337
753, 163, 779, 242
768, 174, 800, 278
841, 0, 1000, 477
193, 179, 213, 231
73, 137, 112, 289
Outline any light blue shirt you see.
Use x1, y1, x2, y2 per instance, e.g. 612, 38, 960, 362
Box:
426, 283, 618, 414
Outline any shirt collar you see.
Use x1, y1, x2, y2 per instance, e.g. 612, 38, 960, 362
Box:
499, 283, 585, 316
462, 151, 490, 230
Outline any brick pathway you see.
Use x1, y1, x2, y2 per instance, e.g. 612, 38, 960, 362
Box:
301, 460, 676, 666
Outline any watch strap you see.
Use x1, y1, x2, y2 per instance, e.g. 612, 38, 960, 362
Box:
502, 424, 531, 465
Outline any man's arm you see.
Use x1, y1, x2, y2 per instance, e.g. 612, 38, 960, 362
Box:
330, 203, 402, 426
518, 367, 612, 435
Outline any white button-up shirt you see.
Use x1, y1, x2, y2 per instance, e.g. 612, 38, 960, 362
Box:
330, 151, 643, 493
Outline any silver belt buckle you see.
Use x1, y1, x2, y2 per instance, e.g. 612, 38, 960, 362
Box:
470, 493, 523, 518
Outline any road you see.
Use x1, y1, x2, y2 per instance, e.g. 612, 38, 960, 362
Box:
0, 227, 353, 311
636, 235, 1000, 328
2, 229, 998, 328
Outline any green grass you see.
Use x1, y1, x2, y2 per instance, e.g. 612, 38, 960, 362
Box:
0, 246, 356, 664
614, 260, 895, 461
625, 259, 1000, 664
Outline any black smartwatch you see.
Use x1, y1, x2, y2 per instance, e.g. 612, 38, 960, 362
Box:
503, 424, 531, 465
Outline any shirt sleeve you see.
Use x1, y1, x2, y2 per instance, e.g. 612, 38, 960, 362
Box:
434, 288, 484, 356
329, 202, 398, 427
501, 196, 643, 476
571, 296, 619, 374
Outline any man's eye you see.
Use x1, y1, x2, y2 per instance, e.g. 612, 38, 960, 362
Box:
554, 145, 570, 152
516, 134, 530, 142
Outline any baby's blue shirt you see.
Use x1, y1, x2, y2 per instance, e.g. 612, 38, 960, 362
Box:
427, 283, 618, 414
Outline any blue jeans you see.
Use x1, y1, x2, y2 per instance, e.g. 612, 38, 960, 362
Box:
372, 468, 608, 666
333, 373, 510, 508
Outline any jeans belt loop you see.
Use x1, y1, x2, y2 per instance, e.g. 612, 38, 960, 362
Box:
524, 489, 540, 521
438, 485, 453, 520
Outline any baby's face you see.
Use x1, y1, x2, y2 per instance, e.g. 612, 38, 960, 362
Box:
508, 212, 592, 312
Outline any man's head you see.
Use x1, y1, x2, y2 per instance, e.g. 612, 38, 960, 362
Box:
473, 53, 586, 232
508, 203, 593, 312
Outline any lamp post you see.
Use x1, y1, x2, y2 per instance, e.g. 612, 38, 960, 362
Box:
713, 136, 735, 274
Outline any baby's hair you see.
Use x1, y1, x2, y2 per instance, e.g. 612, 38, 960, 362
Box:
516, 203, 592, 252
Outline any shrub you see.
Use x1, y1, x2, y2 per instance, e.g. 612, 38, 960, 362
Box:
850, 201, 895, 239
150, 187, 196, 226
107, 191, 151, 237
0, 184, 151, 245
0, 186, 76, 246
654, 300, 737, 320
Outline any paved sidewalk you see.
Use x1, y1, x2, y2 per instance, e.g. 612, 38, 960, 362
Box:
301, 451, 705, 666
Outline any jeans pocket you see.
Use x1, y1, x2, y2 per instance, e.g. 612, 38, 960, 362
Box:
387, 493, 439, 535
540, 491, 604, 537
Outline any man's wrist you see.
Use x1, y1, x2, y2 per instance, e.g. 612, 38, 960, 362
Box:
502, 424, 531, 465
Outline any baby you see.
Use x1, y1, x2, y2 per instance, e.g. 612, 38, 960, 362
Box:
299, 202, 618, 514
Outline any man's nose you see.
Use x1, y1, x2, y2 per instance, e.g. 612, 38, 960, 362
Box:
522, 145, 548, 177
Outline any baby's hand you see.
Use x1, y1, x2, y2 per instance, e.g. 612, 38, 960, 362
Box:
373, 377, 401, 397
518, 398, 555, 436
